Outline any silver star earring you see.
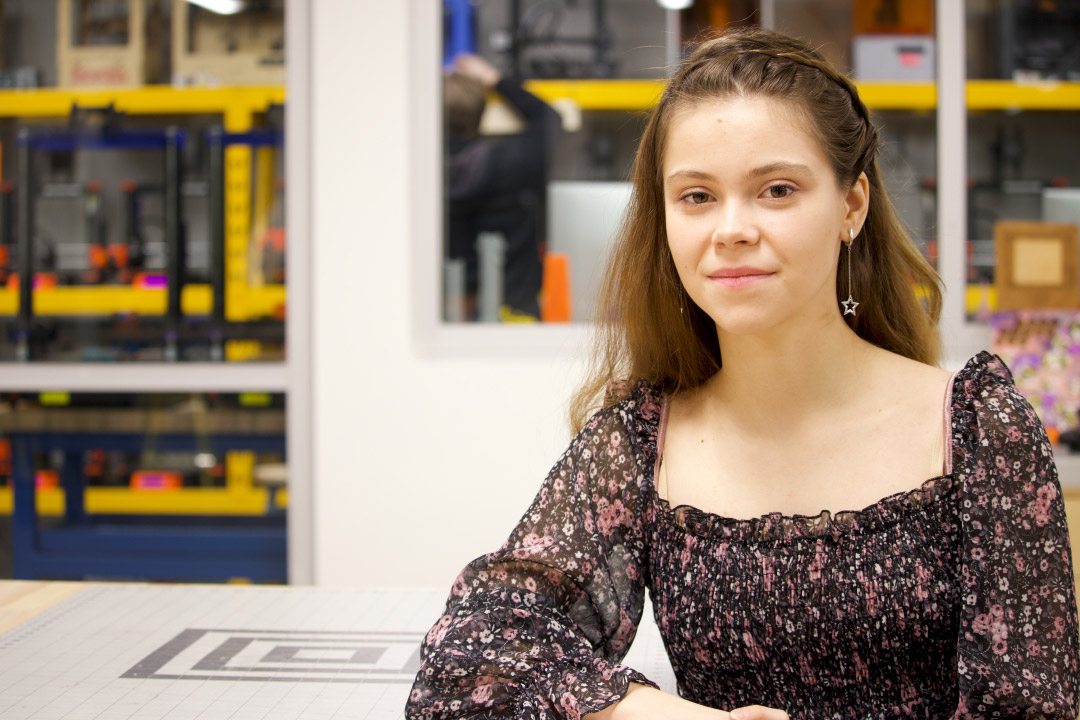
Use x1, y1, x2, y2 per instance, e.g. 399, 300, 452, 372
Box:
841, 228, 859, 317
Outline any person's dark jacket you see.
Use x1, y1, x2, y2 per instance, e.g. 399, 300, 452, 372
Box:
447, 78, 561, 318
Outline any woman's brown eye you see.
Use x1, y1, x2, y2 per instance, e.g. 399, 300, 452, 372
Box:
769, 185, 792, 198
690, 192, 709, 203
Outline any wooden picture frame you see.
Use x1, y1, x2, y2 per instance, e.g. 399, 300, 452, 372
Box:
994, 220, 1080, 311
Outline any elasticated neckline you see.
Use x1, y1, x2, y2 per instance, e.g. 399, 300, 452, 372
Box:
650, 369, 959, 543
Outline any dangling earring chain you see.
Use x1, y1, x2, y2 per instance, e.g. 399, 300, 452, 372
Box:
842, 228, 859, 317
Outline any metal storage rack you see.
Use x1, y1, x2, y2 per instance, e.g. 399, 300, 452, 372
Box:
0, 84, 290, 580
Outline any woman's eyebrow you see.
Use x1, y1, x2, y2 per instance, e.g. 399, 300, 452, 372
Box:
665, 163, 811, 187
664, 169, 717, 187
747, 161, 811, 179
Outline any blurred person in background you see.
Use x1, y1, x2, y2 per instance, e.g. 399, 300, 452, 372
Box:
444, 53, 562, 321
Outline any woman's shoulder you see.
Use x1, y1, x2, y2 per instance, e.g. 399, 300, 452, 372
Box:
951, 351, 1047, 444
864, 348, 953, 418
600, 379, 665, 426
577, 379, 665, 448
950, 351, 1030, 411
952, 350, 1015, 387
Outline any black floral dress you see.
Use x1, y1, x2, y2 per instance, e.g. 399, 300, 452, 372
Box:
406, 353, 1080, 719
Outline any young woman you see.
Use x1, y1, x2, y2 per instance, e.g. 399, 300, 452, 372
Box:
407, 29, 1079, 720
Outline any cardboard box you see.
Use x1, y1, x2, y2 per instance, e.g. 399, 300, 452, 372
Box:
172, 1, 284, 86
57, 0, 165, 87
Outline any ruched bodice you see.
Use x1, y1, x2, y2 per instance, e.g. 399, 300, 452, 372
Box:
649, 474, 963, 717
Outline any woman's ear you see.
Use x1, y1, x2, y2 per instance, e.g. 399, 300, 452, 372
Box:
844, 171, 870, 232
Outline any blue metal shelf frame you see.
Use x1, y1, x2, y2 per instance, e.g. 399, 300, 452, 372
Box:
14, 126, 189, 360
10, 429, 286, 583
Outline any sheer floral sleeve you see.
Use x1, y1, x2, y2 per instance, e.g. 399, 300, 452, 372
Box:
406, 386, 660, 720
951, 353, 1080, 718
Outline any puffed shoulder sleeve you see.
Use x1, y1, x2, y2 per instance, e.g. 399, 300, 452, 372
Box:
406, 386, 661, 720
951, 353, 1080, 719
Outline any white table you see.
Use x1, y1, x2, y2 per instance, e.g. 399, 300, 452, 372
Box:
0, 582, 677, 720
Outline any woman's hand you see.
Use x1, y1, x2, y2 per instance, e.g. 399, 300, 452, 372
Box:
584, 683, 730, 719
584, 684, 791, 720
452, 53, 501, 89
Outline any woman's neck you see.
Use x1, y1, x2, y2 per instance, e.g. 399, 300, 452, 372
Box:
708, 315, 874, 429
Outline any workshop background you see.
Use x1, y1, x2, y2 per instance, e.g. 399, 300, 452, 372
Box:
1, 0, 1079, 592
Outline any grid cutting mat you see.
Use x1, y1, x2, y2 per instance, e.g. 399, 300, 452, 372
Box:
0, 584, 677, 719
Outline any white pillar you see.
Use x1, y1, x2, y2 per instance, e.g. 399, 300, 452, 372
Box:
936, 0, 990, 366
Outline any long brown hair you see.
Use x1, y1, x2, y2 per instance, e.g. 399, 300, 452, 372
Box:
570, 28, 942, 432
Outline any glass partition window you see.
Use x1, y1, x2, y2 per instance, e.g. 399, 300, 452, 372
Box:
965, 1, 1080, 306
970, 0, 1080, 438
440, 0, 939, 325
441, 0, 668, 324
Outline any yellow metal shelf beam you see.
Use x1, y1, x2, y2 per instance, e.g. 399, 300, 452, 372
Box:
967, 80, 1080, 111
0, 282, 1004, 318
523, 79, 1080, 112
0, 80, 1076, 118
0, 284, 285, 318
0, 85, 284, 118
524, 80, 664, 111
0, 486, 287, 516
857, 82, 936, 111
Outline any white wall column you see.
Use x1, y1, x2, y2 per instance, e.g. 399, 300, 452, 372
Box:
285, 0, 314, 585
936, 0, 990, 366
307, 0, 586, 588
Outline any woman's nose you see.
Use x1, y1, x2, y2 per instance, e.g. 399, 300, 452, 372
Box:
710, 203, 760, 248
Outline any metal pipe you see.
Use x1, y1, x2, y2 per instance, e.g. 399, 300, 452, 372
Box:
510, 0, 522, 77
514, 35, 611, 46
477, 231, 506, 322
61, 450, 87, 525
208, 127, 226, 362
84, 181, 105, 284
594, 0, 607, 60
164, 126, 183, 362
119, 180, 142, 273
594, 0, 613, 78
16, 130, 33, 362
0, 182, 13, 285
443, 258, 466, 322
759, 0, 776, 30
665, 9, 681, 73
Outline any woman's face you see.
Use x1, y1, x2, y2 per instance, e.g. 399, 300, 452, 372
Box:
662, 95, 867, 340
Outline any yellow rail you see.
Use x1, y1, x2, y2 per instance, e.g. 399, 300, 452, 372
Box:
857, 82, 936, 111
0, 282, 1002, 317
967, 80, 1080, 111
523, 79, 1080, 112
524, 80, 664, 112
0, 80, 1076, 119
0, 284, 285, 318
0, 486, 287, 516
0, 85, 284, 119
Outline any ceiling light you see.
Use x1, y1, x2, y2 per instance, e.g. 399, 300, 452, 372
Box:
186, 0, 245, 14
656, 0, 693, 9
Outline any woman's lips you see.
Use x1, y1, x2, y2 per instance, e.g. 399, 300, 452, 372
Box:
708, 269, 775, 288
